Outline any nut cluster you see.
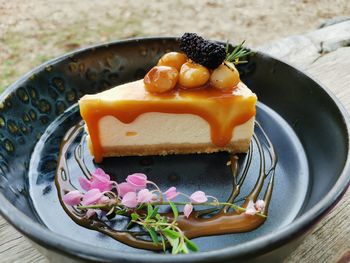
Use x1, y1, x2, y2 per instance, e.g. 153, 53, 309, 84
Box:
144, 52, 240, 94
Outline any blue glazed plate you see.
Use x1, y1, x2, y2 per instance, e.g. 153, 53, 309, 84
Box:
0, 37, 349, 262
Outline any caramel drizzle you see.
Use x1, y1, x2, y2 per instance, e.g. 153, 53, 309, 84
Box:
79, 83, 256, 162
55, 122, 161, 250
55, 120, 277, 251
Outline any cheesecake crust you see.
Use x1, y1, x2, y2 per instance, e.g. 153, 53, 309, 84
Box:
87, 137, 250, 157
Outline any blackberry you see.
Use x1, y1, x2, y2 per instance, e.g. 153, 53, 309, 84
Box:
180, 33, 226, 69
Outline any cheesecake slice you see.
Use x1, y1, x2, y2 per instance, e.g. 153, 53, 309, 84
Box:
79, 79, 256, 163
79, 33, 257, 163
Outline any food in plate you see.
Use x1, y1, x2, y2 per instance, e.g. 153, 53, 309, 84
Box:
79, 33, 256, 162
57, 35, 277, 254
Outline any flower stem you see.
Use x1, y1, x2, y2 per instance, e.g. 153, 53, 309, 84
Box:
78, 201, 266, 218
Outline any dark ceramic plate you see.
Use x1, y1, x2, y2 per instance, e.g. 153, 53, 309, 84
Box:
0, 37, 349, 263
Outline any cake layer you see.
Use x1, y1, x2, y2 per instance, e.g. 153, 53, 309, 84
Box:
86, 114, 255, 157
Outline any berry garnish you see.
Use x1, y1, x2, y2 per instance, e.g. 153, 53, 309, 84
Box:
180, 33, 226, 69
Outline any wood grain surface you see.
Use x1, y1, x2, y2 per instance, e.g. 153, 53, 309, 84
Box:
0, 21, 349, 263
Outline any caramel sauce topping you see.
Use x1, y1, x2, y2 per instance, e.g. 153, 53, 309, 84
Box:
55, 121, 276, 252
79, 79, 257, 162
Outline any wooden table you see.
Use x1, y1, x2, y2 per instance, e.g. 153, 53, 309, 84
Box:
1, 21, 350, 263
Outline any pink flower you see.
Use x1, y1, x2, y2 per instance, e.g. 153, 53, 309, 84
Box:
184, 204, 193, 218
78, 177, 91, 191
126, 173, 147, 189
118, 182, 136, 197
255, 200, 265, 212
137, 189, 153, 203
164, 187, 178, 200
190, 191, 208, 203
99, 195, 110, 204
82, 189, 103, 206
85, 209, 96, 218
245, 200, 257, 215
63, 190, 83, 206
90, 168, 112, 192
121, 192, 138, 208
151, 193, 158, 201
78, 169, 113, 192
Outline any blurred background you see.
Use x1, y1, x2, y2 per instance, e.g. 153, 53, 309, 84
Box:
1, 0, 349, 92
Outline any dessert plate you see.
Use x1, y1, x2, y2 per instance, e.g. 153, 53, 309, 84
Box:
0, 37, 349, 262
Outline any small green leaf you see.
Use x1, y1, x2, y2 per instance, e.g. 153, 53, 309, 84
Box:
169, 201, 179, 220
131, 213, 139, 221
115, 209, 126, 215
148, 227, 159, 245
179, 242, 189, 254
184, 237, 199, 252
147, 204, 153, 217
160, 235, 166, 252
149, 206, 160, 219
162, 228, 181, 239
126, 221, 134, 229
171, 238, 180, 254
225, 41, 229, 57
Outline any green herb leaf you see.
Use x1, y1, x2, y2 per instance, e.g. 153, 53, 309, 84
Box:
148, 227, 159, 245
115, 209, 127, 215
127, 213, 139, 229
225, 40, 253, 65
160, 235, 166, 252
163, 228, 181, 239
184, 237, 199, 252
149, 206, 160, 219
126, 221, 134, 229
145, 204, 153, 221
171, 238, 180, 254
179, 242, 189, 254
169, 201, 179, 220
131, 213, 139, 221
225, 40, 229, 55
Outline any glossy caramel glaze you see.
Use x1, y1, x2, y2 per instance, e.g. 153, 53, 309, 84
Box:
79, 80, 257, 162
55, 120, 277, 252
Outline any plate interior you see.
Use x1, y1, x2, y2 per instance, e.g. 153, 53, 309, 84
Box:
28, 102, 309, 253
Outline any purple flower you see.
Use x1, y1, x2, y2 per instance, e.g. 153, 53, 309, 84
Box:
137, 189, 153, 203
164, 187, 178, 200
126, 173, 147, 189
190, 191, 208, 203
121, 192, 138, 208
184, 204, 193, 218
118, 182, 136, 197
63, 190, 83, 206
245, 200, 257, 215
81, 189, 103, 206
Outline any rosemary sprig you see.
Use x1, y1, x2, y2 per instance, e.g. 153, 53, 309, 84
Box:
130, 204, 198, 254
225, 40, 253, 65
